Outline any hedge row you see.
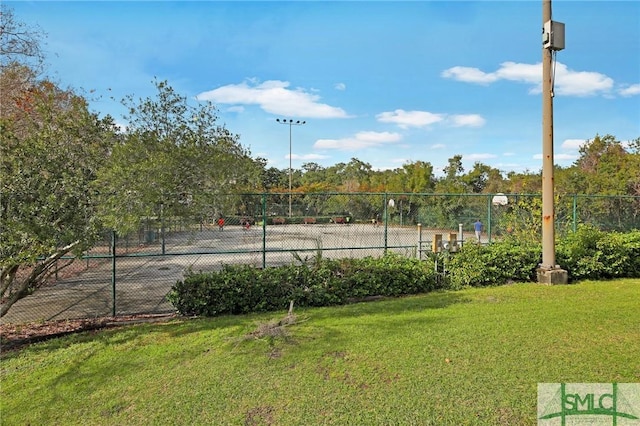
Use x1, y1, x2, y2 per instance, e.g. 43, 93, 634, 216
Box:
556, 226, 640, 281
445, 240, 541, 289
167, 254, 441, 316
446, 226, 640, 288
167, 227, 640, 317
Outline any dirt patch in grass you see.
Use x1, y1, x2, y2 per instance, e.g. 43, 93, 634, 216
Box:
0, 313, 178, 352
245, 405, 275, 425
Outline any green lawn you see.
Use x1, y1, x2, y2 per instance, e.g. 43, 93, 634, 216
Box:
2, 279, 639, 425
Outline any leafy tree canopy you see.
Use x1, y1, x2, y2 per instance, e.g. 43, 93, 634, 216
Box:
1, 65, 116, 316
95, 79, 262, 234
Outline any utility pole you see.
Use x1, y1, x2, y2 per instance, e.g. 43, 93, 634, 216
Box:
276, 118, 306, 217
538, 0, 568, 284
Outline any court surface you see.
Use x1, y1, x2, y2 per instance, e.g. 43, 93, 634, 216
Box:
2, 223, 474, 324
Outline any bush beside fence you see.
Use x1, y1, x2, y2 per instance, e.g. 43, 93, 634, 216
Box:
166, 227, 640, 318
556, 226, 640, 281
167, 253, 441, 316
445, 226, 640, 289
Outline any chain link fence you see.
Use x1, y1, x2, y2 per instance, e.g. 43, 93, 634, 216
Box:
3, 192, 638, 324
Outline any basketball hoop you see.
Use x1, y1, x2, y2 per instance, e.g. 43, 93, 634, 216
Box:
492, 193, 508, 206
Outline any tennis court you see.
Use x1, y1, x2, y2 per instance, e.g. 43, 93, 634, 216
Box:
1, 223, 470, 324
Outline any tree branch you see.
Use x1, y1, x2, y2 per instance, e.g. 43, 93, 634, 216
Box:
0, 240, 80, 317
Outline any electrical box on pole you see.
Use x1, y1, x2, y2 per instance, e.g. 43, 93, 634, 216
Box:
543, 20, 565, 50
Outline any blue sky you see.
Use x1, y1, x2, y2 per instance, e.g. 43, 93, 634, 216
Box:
9, 1, 640, 175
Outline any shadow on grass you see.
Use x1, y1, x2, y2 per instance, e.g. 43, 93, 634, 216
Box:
3, 291, 471, 382
228, 290, 472, 358
2, 290, 474, 421
6, 317, 253, 414
0, 314, 241, 360
305, 290, 472, 321
3, 289, 470, 356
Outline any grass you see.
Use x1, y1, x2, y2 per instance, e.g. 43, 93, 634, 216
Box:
1, 279, 639, 425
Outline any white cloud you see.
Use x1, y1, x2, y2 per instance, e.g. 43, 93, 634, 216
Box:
372, 164, 400, 172
561, 138, 587, 151
314, 131, 402, 151
552, 63, 614, 96
441, 66, 498, 84
226, 106, 245, 113
334, 82, 346, 91
556, 153, 579, 161
376, 109, 444, 128
533, 153, 578, 161
448, 114, 486, 127
442, 61, 615, 97
495, 162, 524, 170
464, 153, 498, 161
495, 61, 540, 85
195, 79, 349, 118
619, 84, 640, 97
289, 153, 330, 160
376, 109, 485, 129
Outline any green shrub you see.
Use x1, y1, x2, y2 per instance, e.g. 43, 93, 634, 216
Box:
445, 228, 640, 287
167, 253, 438, 317
556, 226, 640, 281
555, 225, 604, 280
446, 238, 541, 288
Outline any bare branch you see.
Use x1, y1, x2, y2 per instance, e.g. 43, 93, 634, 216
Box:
0, 5, 46, 72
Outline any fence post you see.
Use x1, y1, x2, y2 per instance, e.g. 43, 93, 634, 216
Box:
487, 194, 492, 243
111, 230, 116, 317
160, 202, 166, 255
262, 193, 267, 269
417, 223, 422, 259
383, 193, 388, 253
572, 194, 577, 233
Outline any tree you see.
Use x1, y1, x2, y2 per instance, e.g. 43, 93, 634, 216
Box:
1, 6, 44, 125
441, 155, 465, 186
568, 134, 640, 229
95, 80, 260, 233
257, 159, 286, 191
403, 160, 435, 193
463, 162, 503, 194
0, 68, 115, 317
371, 161, 436, 225
1, 5, 46, 74
339, 158, 373, 192
299, 162, 331, 190
429, 155, 469, 227
573, 134, 633, 195
627, 137, 640, 197
505, 170, 541, 194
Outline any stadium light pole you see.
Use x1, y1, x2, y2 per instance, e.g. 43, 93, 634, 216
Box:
276, 118, 306, 217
